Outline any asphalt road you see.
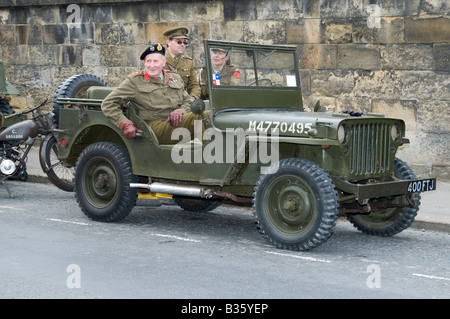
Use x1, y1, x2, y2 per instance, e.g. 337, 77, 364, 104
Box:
1, 181, 449, 300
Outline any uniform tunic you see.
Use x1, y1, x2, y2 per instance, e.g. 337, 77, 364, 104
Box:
101, 71, 191, 128
199, 64, 241, 100
164, 53, 201, 99
101, 70, 206, 144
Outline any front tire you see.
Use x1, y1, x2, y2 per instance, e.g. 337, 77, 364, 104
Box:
75, 142, 137, 222
347, 158, 420, 236
253, 158, 339, 251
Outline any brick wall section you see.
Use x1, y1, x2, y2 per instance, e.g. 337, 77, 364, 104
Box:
0, 0, 449, 180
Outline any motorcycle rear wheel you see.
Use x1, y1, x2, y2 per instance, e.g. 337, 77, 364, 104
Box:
42, 135, 75, 192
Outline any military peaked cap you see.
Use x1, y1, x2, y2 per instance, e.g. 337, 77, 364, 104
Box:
140, 43, 165, 60
163, 26, 189, 39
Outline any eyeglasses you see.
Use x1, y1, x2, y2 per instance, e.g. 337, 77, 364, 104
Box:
173, 39, 189, 46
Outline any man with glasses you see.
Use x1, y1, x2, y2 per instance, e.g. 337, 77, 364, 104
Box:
163, 26, 201, 101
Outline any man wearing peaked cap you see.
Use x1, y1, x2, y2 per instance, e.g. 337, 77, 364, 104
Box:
163, 26, 201, 100
101, 43, 207, 144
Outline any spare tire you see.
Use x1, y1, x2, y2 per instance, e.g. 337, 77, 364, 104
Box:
53, 74, 107, 126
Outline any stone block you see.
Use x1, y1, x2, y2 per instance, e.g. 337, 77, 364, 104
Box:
43, 24, 68, 44
60, 45, 83, 67
210, 21, 244, 42
336, 96, 372, 114
8, 7, 32, 24
352, 17, 404, 44
257, 0, 303, 20
338, 44, 380, 70
82, 5, 113, 24
416, 100, 449, 133
298, 44, 337, 69
287, 19, 323, 44
69, 23, 94, 44
94, 23, 120, 45
310, 70, 354, 96
381, 44, 433, 70
193, 2, 223, 21
299, 69, 311, 96
119, 23, 146, 45
372, 99, 417, 131
397, 131, 450, 167
100, 46, 125, 67
400, 71, 450, 100
326, 23, 352, 44
405, 17, 450, 43
112, 3, 159, 23
243, 21, 286, 44
0, 24, 15, 45
16, 25, 42, 45
33, 6, 60, 24
419, 0, 450, 15
353, 70, 402, 99
433, 44, 450, 71
82, 46, 101, 67
160, 2, 193, 22
223, 1, 256, 21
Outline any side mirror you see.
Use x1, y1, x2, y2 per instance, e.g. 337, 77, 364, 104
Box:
191, 99, 205, 115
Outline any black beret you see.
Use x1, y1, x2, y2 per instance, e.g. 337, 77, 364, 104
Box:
140, 43, 165, 60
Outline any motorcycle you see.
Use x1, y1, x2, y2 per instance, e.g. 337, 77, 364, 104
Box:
0, 99, 74, 198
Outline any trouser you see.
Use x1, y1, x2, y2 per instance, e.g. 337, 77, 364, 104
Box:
149, 111, 210, 145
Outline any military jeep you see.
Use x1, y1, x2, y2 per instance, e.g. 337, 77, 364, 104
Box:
54, 40, 436, 251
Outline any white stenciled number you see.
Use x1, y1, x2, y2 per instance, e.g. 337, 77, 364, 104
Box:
248, 121, 313, 134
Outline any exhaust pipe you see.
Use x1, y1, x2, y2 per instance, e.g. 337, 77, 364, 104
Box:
130, 182, 210, 198
129, 182, 253, 204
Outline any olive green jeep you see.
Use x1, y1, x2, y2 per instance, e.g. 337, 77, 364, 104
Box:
54, 40, 436, 251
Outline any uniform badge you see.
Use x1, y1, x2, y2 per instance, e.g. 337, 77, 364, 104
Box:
157, 43, 163, 51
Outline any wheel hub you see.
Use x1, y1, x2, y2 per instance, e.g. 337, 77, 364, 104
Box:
90, 164, 117, 200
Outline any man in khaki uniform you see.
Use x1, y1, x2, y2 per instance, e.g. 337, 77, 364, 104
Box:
163, 26, 201, 100
101, 43, 204, 145
200, 48, 241, 99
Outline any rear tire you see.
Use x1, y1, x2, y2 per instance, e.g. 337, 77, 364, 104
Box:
75, 142, 137, 222
174, 196, 222, 212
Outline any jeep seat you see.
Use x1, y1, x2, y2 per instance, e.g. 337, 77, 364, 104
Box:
87, 86, 116, 100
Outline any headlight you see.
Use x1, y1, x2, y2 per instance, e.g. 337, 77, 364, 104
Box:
338, 125, 347, 144
391, 124, 400, 141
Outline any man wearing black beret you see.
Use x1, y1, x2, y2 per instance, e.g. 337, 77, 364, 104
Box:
101, 44, 205, 144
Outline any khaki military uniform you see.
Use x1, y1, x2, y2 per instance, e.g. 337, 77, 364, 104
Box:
164, 53, 201, 99
101, 70, 205, 144
200, 64, 241, 99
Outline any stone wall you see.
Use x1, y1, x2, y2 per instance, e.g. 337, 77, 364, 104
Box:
0, 0, 449, 180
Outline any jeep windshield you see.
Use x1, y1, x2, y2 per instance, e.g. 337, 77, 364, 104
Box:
204, 40, 303, 114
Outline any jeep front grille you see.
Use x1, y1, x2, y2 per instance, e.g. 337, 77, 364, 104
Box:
348, 122, 392, 176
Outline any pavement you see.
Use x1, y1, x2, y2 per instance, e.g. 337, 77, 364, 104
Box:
7, 146, 450, 234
